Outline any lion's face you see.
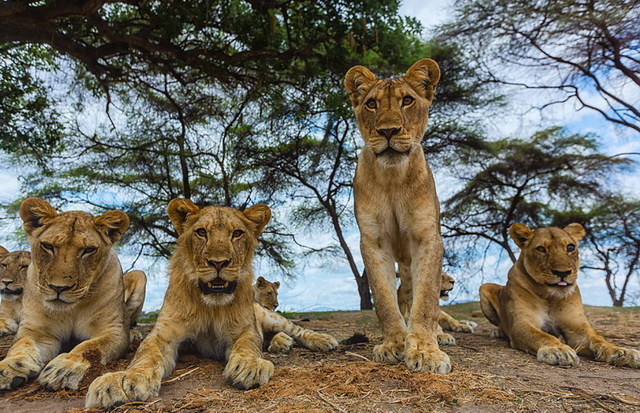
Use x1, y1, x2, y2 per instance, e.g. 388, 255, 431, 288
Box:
440, 273, 455, 301
19, 198, 129, 310
254, 276, 280, 310
0, 248, 30, 302
344, 58, 440, 167
168, 199, 271, 307
510, 223, 586, 298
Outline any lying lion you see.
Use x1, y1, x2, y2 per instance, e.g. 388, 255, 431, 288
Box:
0, 247, 30, 336
480, 222, 640, 368
86, 199, 276, 408
253, 276, 338, 353
0, 197, 145, 392
398, 271, 477, 345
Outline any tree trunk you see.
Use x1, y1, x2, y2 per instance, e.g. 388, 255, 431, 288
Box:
357, 269, 373, 310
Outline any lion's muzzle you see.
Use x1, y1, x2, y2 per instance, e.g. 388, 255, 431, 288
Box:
199, 278, 238, 295
0, 288, 23, 295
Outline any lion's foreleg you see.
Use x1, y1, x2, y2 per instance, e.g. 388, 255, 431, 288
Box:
0, 302, 19, 336
511, 320, 580, 367
85, 319, 187, 408
0, 326, 60, 390
223, 323, 274, 389
563, 319, 640, 368
397, 263, 412, 323
123, 270, 147, 328
361, 239, 407, 364
403, 237, 451, 373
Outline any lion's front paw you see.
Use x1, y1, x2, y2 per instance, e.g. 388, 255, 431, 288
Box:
303, 332, 339, 352
437, 333, 456, 346
537, 345, 580, 367
38, 353, 90, 391
0, 357, 39, 390
223, 355, 273, 390
453, 320, 477, 333
597, 346, 640, 368
85, 370, 159, 409
490, 328, 506, 338
267, 332, 294, 353
373, 341, 405, 364
405, 334, 451, 373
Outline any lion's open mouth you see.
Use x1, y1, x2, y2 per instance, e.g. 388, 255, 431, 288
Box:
0, 288, 23, 295
547, 281, 572, 287
375, 147, 411, 157
199, 278, 237, 295
440, 289, 452, 298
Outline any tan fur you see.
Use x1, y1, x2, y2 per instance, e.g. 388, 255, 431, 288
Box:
0, 198, 131, 392
0, 248, 30, 335
480, 223, 640, 368
86, 200, 274, 409
252, 277, 338, 353
345, 58, 449, 373
123, 270, 147, 328
398, 271, 477, 346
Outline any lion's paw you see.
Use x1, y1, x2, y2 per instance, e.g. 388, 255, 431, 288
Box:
129, 328, 147, 342
267, 332, 294, 353
0, 322, 17, 337
223, 355, 273, 390
598, 346, 640, 368
490, 328, 506, 338
437, 333, 456, 346
303, 332, 339, 352
537, 345, 579, 367
85, 370, 159, 409
405, 334, 451, 373
372, 341, 404, 364
0, 357, 39, 390
452, 320, 477, 333
38, 353, 90, 391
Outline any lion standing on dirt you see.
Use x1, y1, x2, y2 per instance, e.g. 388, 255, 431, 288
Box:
480, 223, 640, 368
86, 199, 275, 408
344, 58, 449, 373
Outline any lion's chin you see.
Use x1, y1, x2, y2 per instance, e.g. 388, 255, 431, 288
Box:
43, 298, 78, 311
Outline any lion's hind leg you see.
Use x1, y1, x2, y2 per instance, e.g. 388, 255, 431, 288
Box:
123, 270, 147, 328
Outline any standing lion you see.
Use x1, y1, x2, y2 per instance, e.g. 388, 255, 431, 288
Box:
344, 58, 449, 373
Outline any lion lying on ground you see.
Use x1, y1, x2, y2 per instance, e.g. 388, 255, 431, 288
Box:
398, 271, 477, 346
345, 58, 449, 373
0, 247, 30, 336
0, 197, 145, 392
253, 276, 338, 353
480, 222, 640, 368
86, 199, 275, 408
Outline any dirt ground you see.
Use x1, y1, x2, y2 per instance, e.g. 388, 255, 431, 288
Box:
1, 303, 640, 412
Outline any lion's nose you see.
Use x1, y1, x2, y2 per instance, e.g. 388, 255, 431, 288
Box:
1, 280, 13, 286
207, 259, 230, 271
551, 269, 572, 278
377, 128, 400, 140
49, 284, 72, 294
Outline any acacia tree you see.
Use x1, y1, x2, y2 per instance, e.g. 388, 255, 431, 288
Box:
442, 127, 632, 265
439, 0, 640, 133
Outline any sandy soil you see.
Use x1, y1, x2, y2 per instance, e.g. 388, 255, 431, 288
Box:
1, 303, 640, 412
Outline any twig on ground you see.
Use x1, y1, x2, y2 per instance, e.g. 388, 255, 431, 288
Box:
162, 367, 200, 384
317, 390, 347, 413
345, 351, 371, 362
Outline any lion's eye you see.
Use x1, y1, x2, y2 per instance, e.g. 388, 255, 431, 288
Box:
365, 98, 377, 109
41, 243, 54, 253
195, 228, 207, 237
536, 246, 547, 253
232, 230, 245, 238
567, 244, 575, 252
402, 95, 415, 106
0, 263, 6, 268
83, 247, 97, 256
20, 265, 29, 270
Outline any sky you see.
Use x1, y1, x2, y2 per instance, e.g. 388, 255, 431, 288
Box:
1, 0, 638, 312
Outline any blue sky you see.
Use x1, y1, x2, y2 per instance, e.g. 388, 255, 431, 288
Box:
1, 0, 638, 311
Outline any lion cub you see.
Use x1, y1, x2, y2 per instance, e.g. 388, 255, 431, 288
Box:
253, 276, 339, 353
0, 198, 138, 392
480, 223, 640, 368
344, 58, 449, 373
86, 200, 275, 409
0, 247, 30, 335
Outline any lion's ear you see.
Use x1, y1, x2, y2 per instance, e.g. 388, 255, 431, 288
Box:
509, 223, 533, 249
94, 210, 130, 243
405, 58, 440, 101
0, 245, 8, 256
564, 223, 586, 241
256, 276, 266, 287
167, 198, 201, 235
274, 281, 280, 289
243, 204, 271, 237
20, 197, 58, 235
344, 65, 376, 108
